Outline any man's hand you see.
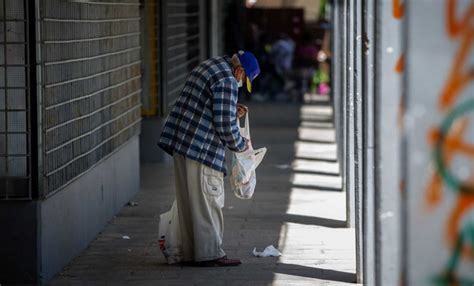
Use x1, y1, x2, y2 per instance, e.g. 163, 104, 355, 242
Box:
237, 103, 248, 119
241, 138, 252, 152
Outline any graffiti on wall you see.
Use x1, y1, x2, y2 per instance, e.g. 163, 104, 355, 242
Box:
394, 0, 406, 134
393, 0, 405, 74
424, 0, 474, 284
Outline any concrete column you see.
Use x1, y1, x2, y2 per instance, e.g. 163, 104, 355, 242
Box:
199, 0, 209, 60
209, 0, 222, 57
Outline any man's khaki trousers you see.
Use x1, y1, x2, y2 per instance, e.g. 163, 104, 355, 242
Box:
173, 153, 226, 262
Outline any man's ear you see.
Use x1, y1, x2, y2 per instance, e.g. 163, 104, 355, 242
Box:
233, 67, 241, 79
237, 67, 245, 80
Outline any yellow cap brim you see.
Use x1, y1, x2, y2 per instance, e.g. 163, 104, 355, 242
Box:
246, 77, 252, 93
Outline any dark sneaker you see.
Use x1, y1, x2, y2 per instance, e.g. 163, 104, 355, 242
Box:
196, 255, 242, 267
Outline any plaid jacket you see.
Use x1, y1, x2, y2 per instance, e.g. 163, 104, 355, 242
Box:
158, 56, 247, 175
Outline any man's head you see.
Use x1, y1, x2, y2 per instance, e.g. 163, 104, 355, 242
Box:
231, 51, 260, 93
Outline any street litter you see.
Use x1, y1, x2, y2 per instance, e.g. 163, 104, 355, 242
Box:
122, 235, 130, 240
127, 201, 138, 206
252, 245, 282, 257
275, 164, 291, 170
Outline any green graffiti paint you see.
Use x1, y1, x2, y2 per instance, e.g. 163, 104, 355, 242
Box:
431, 222, 474, 286
434, 99, 474, 194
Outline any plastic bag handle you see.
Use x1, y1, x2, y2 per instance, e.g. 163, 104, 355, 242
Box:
241, 112, 250, 139
245, 112, 250, 136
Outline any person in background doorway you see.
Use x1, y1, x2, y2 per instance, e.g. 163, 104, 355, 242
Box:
270, 34, 295, 78
158, 51, 260, 267
294, 30, 320, 101
268, 34, 295, 100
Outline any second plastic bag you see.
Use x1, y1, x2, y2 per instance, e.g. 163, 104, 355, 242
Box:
158, 200, 183, 264
230, 113, 267, 199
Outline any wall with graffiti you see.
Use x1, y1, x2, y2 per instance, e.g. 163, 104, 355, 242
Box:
406, 1, 473, 284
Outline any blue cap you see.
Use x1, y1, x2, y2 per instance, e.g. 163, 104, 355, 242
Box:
237, 50, 260, 93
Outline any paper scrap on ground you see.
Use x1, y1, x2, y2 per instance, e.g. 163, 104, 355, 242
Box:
122, 235, 130, 240
275, 164, 291, 170
252, 245, 282, 257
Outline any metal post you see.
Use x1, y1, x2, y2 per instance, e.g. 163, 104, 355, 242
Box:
331, 0, 343, 186
344, 0, 364, 282
345, 0, 356, 231
374, 1, 403, 285
362, 0, 376, 284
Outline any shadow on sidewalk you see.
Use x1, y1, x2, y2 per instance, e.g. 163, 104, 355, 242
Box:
284, 214, 347, 228
275, 264, 357, 283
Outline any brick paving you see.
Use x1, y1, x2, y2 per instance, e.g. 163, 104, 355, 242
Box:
50, 98, 357, 286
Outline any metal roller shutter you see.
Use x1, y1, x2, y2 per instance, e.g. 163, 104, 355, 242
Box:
160, 0, 206, 114
0, 0, 34, 199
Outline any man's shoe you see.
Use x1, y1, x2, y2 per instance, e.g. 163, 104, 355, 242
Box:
196, 255, 242, 267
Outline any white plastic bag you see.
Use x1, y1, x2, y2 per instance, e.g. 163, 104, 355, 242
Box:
231, 113, 267, 199
158, 200, 183, 264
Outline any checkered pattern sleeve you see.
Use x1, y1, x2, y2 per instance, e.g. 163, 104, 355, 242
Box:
211, 78, 247, 152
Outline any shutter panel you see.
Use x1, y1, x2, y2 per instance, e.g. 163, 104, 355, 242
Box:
161, 0, 204, 114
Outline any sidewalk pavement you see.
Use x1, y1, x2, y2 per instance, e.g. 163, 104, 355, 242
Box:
51, 96, 357, 286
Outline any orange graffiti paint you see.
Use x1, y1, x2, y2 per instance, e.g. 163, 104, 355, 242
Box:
447, 194, 474, 254
446, 0, 474, 37
430, 122, 474, 158
395, 54, 405, 74
393, 0, 405, 19
462, 245, 473, 260
439, 28, 474, 111
439, 0, 474, 110
425, 173, 444, 207
397, 97, 406, 129
392, 0, 405, 74
400, 179, 406, 195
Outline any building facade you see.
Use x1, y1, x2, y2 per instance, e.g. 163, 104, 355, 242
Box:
0, 0, 220, 283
